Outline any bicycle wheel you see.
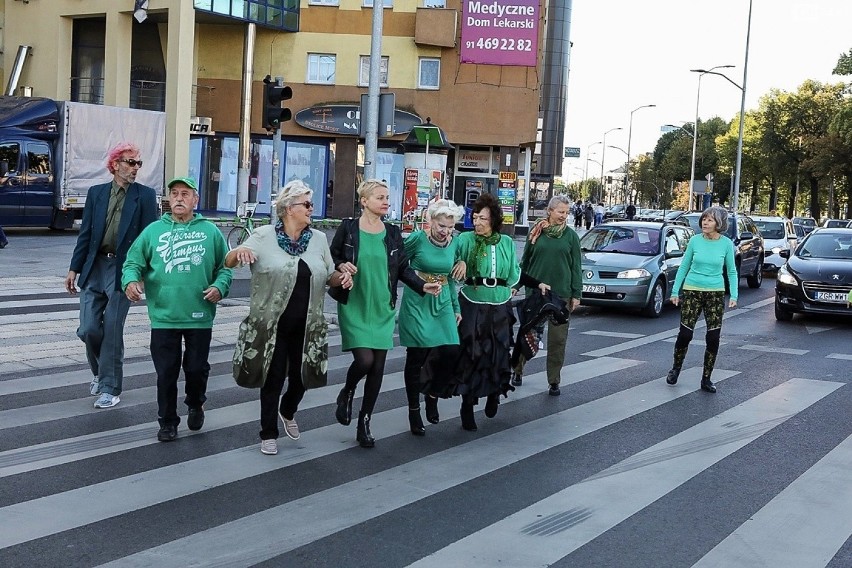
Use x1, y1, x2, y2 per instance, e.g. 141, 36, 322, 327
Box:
227, 226, 249, 250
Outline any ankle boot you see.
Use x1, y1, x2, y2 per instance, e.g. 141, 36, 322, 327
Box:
335, 387, 354, 426
460, 401, 477, 431
484, 393, 499, 418
424, 395, 440, 424
357, 411, 375, 447
701, 376, 716, 393
666, 367, 681, 385
408, 407, 426, 436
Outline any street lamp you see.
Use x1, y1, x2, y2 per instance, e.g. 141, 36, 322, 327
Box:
732, 0, 754, 213
607, 145, 627, 156
599, 127, 623, 201
626, 104, 656, 203
688, 65, 735, 202
664, 124, 694, 138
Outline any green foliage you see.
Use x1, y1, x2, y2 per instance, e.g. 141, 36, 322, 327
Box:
833, 48, 852, 76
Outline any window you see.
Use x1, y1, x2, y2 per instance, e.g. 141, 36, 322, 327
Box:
363, 0, 393, 7
194, 0, 299, 32
418, 58, 440, 89
309, 0, 339, 5
307, 54, 336, 84
0, 142, 21, 175
359, 56, 389, 87
423, 0, 445, 6
26, 143, 51, 176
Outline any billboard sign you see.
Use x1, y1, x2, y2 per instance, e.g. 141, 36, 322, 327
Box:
460, 0, 539, 67
564, 147, 580, 158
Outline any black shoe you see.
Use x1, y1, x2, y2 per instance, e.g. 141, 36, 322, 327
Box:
157, 424, 178, 442
336, 388, 354, 426
701, 379, 717, 393
409, 407, 426, 436
187, 406, 205, 431
357, 411, 375, 448
511, 374, 523, 387
460, 402, 477, 431
484, 394, 499, 418
666, 368, 680, 385
424, 396, 440, 424
548, 384, 561, 396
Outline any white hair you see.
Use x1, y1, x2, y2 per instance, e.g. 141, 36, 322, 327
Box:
275, 179, 313, 217
427, 199, 464, 222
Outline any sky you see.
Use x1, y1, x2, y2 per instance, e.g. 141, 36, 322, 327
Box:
561, 0, 852, 183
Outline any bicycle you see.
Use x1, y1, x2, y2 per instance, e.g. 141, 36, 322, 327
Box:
227, 201, 266, 250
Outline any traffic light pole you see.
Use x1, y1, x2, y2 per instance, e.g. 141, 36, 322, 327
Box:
363, 1, 384, 180
271, 76, 283, 198
237, 23, 256, 208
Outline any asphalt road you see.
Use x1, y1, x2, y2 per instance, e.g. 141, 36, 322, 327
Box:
1, 227, 852, 567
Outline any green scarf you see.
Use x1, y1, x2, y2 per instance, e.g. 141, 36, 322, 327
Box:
467, 232, 502, 276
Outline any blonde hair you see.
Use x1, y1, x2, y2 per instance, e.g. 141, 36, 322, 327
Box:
275, 179, 313, 218
427, 199, 464, 222
357, 179, 388, 201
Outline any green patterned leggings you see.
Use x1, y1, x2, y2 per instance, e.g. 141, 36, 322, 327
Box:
672, 290, 725, 380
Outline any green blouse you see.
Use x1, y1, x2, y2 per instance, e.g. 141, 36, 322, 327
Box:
456, 231, 521, 305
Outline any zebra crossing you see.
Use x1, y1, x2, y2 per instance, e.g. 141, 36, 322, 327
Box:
1, 278, 852, 567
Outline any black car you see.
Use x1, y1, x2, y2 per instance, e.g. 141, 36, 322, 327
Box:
792, 216, 817, 235
679, 212, 765, 289
775, 228, 852, 321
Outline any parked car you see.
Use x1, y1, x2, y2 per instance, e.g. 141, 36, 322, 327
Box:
679, 212, 765, 288
603, 204, 626, 221
821, 218, 851, 228
579, 221, 695, 317
792, 216, 817, 235
775, 228, 852, 321
750, 215, 798, 273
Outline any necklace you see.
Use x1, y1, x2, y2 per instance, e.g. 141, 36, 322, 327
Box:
427, 232, 450, 248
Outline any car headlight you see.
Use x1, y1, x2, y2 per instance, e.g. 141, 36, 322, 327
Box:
777, 265, 797, 286
771, 246, 783, 254
617, 268, 651, 279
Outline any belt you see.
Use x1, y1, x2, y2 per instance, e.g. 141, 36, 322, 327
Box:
465, 277, 507, 288
99, 252, 117, 259
416, 271, 448, 285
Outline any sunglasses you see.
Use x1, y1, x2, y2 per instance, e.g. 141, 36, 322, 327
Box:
119, 159, 143, 167
291, 201, 314, 209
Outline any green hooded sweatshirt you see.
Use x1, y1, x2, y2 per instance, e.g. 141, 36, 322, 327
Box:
122, 213, 232, 329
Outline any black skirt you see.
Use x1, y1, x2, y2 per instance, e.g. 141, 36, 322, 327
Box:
420, 296, 515, 400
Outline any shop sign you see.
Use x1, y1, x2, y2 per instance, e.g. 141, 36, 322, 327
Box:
460, 0, 540, 67
294, 105, 421, 136
457, 150, 490, 171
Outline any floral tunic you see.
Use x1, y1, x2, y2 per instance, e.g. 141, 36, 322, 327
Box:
232, 225, 334, 389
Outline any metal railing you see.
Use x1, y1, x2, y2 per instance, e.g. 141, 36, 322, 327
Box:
69, 77, 216, 115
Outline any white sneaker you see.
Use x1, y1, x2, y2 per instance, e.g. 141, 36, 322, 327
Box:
89, 377, 100, 396
94, 393, 120, 408
260, 439, 278, 455
280, 413, 300, 440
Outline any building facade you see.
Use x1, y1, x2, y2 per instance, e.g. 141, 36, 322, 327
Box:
2, 0, 556, 227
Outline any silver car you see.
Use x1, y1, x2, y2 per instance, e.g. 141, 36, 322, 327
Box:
579, 221, 694, 317
751, 215, 798, 273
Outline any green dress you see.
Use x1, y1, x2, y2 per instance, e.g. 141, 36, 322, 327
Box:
398, 230, 461, 347
338, 229, 395, 350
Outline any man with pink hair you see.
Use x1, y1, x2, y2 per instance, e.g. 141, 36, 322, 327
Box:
65, 142, 158, 408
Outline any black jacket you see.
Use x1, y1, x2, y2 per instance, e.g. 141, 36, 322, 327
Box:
329, 218, 425, 307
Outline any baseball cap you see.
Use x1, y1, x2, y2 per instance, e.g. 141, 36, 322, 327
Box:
167, 177, 198, 192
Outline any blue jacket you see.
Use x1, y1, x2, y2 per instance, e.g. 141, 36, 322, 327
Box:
69, 181, 159, 290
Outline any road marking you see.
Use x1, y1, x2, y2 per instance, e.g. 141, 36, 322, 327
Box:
582, 330, 644, 339
826, 353, 852, 361
0, 357, 642, 549
93, 366, 725, 568
407, 378, 841, 568
739, 345, 808, 355
804, 325, 833, 334
694, 432, 852, 567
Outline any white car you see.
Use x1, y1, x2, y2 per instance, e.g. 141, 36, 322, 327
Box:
751, 215, 798, 273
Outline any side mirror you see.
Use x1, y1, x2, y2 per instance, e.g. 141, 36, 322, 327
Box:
780, 249, 790, 259
666, 249, 684, 258
739, 231, 754, 241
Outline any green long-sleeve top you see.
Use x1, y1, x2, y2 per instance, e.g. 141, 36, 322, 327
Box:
456, 231, 520, 305
520, 227, 583, 300
671, 234, 738, 301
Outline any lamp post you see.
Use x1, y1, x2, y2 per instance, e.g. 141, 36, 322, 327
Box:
626, 104, 656, 204
688, 65, 735, 201
599, 127, 622, 202
732, 0, 754, 213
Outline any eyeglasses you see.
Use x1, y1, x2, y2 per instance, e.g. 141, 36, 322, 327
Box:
119, 159, 143, 168
291, 201, 314, 209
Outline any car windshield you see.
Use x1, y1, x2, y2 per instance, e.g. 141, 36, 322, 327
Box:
753, 221, 784, 239
664, 210, 685, 220
798, 234, 852, 259
793, 217, 816, 227
825, 219, 848, 228
682, 214, 701, 232
580, 226, 661, 255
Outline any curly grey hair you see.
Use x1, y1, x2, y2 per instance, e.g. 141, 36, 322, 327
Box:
427, 199, 465, 222
699, 206, 729, 233
275, 179, 313, 218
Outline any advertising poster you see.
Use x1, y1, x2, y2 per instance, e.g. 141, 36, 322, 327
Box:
402, 168, 420, 232
403, 168, 443, 232
460, 0, 540, 67
498, 171, 517, 225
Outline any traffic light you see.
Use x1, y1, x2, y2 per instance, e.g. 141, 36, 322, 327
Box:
262, 75, 292, 131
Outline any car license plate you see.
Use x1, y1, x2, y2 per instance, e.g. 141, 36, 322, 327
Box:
583, 284, 605, 294
814, 291, 848, 303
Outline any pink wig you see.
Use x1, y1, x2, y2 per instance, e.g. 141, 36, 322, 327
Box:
106, 143, 141, 174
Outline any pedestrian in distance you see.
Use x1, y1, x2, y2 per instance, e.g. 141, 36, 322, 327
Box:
573, 202, 584, 229
421, 192, 524, 432
398, 199, 466, 435
625, 203, 637, 220
122, 177, 232, 442
594, 202, 605, 226
666, 206, 738, 393
65, 142, 158, 409
583, 201, 594, 230
511, 195, 582, 395
226, 180, 351, 456
330, 179, 441, 448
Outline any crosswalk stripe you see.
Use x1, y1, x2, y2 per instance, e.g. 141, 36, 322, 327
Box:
826, 353, 852, 361
693, 432, 852, 567
581, 330, 644, 339
738, 345, 808, 355
0, 356, 642, 549
94, 364, 715, 568
407, 378, 842, 567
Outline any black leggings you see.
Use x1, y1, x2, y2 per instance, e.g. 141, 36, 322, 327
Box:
403, 347, 430, 408
673, 290, 725, 379
344, 348, 388, 415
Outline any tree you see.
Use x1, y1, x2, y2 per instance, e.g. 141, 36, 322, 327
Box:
833, 48, 852, 76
